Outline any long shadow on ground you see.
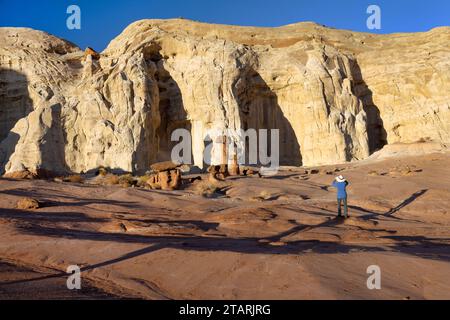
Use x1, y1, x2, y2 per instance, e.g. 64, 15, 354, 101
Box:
0, 187, 447, 289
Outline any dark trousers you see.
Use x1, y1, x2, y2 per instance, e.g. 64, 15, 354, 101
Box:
338, 198, 348, 218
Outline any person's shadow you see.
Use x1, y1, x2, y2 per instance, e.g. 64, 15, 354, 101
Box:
386, 189, 428, 215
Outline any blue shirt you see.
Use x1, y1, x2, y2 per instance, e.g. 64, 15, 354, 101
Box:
332, 180, 349, 199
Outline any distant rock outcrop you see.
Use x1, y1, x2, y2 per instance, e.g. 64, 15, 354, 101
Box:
0, 20, 449, 175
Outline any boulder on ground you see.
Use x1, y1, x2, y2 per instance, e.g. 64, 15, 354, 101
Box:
208, 164, 229, 178
170, 170, 182, 189
147, 174, 161, 190
4, 170, 37, 180
147, 169, 181, 190
150, 161, 181, 172
158, 171, 171, 190
242, 168, 257, 176
3, 168, 55, 180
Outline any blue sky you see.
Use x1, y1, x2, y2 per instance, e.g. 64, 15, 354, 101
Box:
1, 0, 449, 51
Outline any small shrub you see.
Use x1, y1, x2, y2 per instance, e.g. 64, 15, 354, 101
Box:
97, 167, 108, 176
137, 174, 151, 187
252, 190, 278, 201
16, 197, 41, 210
118, 174, 135, 188
103, 174, 120, 185
259, 190, 272, 200
194, 180, 228, 198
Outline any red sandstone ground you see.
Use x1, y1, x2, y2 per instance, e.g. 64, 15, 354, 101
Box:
0, 152, 449, 299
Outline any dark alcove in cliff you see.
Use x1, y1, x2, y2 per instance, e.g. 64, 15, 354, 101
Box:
155, 64, 192, 163
351, 60, 387, 153
0, 68, 33, 174
143, 47, 192, 164
234, 68, 302, 166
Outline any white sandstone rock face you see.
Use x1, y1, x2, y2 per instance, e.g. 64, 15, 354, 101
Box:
354, 27, 450, 148
0, 28, 79, 174
0, 20, 448, 175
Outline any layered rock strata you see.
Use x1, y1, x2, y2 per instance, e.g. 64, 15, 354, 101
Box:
0, 20, 448, 175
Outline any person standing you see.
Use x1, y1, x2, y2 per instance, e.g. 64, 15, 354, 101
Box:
332, 175, 349, 218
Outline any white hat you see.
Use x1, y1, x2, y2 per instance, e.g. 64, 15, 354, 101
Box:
336, 175, 346, 182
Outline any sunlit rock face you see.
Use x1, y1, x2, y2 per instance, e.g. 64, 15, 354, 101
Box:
0, 20, 449, 174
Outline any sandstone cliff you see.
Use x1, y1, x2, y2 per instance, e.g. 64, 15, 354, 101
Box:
0, 20, 449, 175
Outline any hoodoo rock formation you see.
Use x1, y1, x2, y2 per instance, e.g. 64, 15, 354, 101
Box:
0, 20, 449, 175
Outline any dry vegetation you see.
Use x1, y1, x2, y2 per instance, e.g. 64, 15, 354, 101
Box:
118, 174, 136, 188
64, 174, 84, 183
16, 197, 41, 210
136, 174, 152, 187
194, 179, 229, 198
252, 190, 275, 201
